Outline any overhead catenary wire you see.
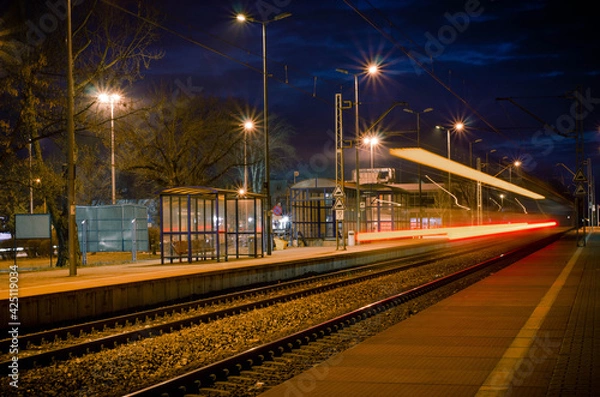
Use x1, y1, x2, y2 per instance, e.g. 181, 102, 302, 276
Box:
343, 0, 509, 140
101, 0, 337, 106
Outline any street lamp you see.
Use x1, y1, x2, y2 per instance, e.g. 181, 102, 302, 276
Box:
237, 11, 291, 255
404, 107, 433, 229
436, 122, 464, 161
485, 149, 497, 173
493, 159, 521, 213
436, 122, 463, 226
495, 159, 521, 183
469, 138, 483, 168
467, 138, 483, 225
363, 135, 379, 169
336, 63, 379, 234
242, 120, 255, 193
98, 92, 121, 205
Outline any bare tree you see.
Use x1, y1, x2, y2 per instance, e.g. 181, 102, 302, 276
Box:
0, 1, 163, 267
118, 90, 248, 188
244, 114, 297, 194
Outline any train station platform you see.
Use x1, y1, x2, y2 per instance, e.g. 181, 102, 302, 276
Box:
1, 237, 457, 329
0, 239, 436, 299
259, 230, 599, 397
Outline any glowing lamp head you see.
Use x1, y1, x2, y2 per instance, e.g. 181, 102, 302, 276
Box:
236, 14, 247, 22
367, 64, 379, 75
454, 122, 464, 131
363, 136, 379, 146
243, 120, 254, 131
514, 160, 522, 167
98, 93, 121, 103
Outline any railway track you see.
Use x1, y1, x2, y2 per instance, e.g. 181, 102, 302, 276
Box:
0, 230, 565, 396
124, 231, 563, 397
0, 238, 495, 370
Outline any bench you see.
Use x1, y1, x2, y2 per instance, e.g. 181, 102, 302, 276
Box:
171, 239, 215, 261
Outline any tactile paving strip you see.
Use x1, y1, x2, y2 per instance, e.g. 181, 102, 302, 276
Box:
546, 241, 599, 396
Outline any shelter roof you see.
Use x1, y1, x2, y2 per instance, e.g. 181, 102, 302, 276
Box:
161, 186, 264, 198
291, 178, 337, 189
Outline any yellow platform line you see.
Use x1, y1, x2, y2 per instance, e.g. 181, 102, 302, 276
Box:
475, 245, 583, 396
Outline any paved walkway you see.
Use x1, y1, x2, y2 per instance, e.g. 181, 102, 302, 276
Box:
0, 239, 437, 299
259, 231, 598, 397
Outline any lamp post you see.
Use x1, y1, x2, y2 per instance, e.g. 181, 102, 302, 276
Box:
495, 160, 521, 212
469, 138, 482, 168
242, 120, 254, 193
509, 161, 520, 183
237, 12, 291, 255
467, 138, 482, 225
404, 108, 433, 228
496, 159, 521, 183
363, 135, 379, 169
29, 139, 33, 214
98, 93, 121, 205
485, 149, 497, 173
452, 122, 464, 158
436, 122, 463, 226
336, 64, 379, 235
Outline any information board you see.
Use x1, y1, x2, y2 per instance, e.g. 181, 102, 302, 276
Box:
15, 214, 52, 239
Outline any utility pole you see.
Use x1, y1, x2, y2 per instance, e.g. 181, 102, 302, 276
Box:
67, 0, 77, 276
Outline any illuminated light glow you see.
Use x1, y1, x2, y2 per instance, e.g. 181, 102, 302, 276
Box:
363, 136, 379, 145
389, 148, 545, 200
367, 64, 379, 74
236, 14, 246, 22
243, 120, 254, 130
357, 221, 557, 242
98, 93, 121, 103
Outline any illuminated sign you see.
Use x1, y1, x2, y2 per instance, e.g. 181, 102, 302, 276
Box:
389, 148, 545, 199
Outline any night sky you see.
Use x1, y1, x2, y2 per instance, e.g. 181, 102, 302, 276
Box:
136, 0, 598, 190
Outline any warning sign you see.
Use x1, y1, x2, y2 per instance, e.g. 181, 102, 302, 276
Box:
575, 183, 586, 196
332, 185, 344, 197
333, 198, 345, 210
573, 169, 587, 182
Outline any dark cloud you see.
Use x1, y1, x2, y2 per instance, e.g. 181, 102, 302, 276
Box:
138, 0, 598, 185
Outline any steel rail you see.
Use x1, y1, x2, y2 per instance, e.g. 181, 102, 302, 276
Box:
123, 232, 564, 397
1, 241, 492, 370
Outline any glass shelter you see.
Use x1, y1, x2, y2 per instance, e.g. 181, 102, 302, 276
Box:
289, 178, 411, 243
160, 187, 264, 263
